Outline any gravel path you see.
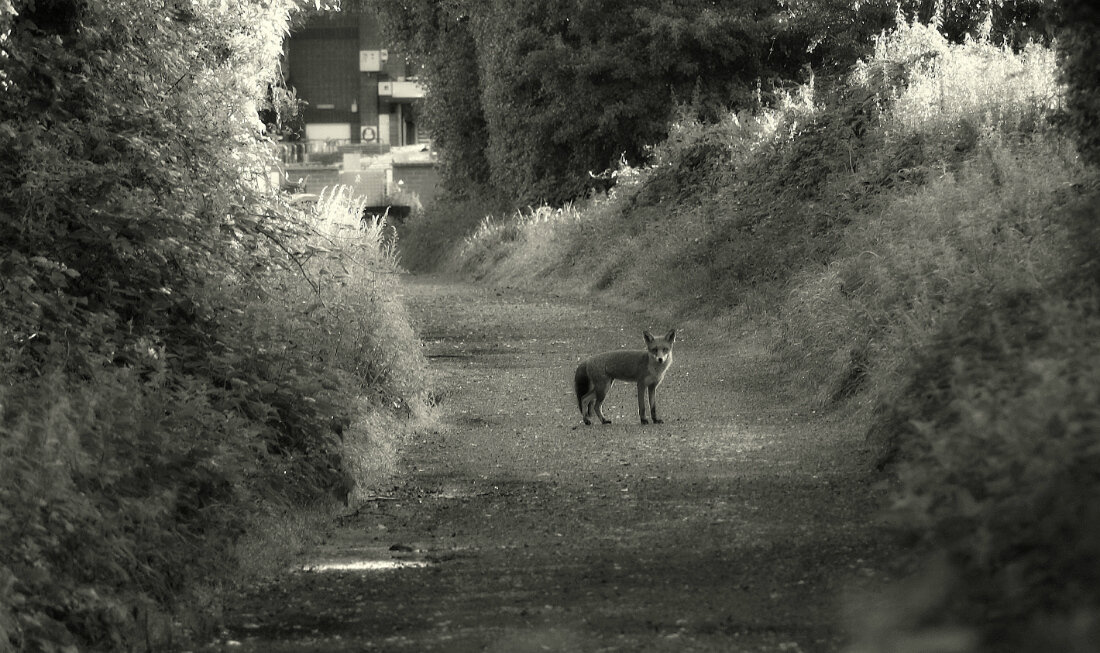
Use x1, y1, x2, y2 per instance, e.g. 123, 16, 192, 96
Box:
205, 275, 901, 652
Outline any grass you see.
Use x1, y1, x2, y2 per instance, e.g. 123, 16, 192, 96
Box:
781, 134, 1080, 410
871, 22, 1062, 140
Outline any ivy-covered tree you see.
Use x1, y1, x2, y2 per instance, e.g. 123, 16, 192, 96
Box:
378, 0, 493, 200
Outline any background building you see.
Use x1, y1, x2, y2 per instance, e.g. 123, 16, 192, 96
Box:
277, 10, 439, 210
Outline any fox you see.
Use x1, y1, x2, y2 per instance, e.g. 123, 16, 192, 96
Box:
574, 329, 676, 425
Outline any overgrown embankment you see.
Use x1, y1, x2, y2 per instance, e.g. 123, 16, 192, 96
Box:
401, 22, 1100, 650
0, 3, 429, 651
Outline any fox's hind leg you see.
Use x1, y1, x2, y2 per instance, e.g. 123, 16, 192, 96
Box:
593, 379, 613, 424
593, 394, 612, 424
581, 392, 611, 425
580, 393, 595, 425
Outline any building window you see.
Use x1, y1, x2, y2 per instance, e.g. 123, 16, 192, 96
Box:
288, 37, 359, 120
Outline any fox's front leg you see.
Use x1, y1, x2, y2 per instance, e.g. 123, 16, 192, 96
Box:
648, 383, 662, 424
636, 383, 649, 424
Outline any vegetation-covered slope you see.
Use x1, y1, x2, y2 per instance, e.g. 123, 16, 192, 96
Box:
0, 2, 429, 650
402, 20, 1100, 651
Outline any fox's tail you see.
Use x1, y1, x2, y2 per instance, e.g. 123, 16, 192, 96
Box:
574, 363, 590, 413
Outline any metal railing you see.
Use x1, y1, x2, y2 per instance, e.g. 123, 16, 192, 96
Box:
275, 139, 352, 165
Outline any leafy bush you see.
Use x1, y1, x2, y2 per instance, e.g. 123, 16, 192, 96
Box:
0, 0, 430, 649
860, 21, 1062, 145
0, 368, 252, 650
0, 184, 427, 651
864, 292, 1100, 649
779, 21, 1100, 649
204, 187, 428, 505
781, 134, 1080, 409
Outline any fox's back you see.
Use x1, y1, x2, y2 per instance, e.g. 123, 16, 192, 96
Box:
587, 350, 652, 378
586, 344, 672, 385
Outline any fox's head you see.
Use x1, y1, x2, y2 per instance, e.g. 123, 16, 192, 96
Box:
643, 329, 676, 366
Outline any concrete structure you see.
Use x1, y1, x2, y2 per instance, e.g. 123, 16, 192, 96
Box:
277, 10, 440, 207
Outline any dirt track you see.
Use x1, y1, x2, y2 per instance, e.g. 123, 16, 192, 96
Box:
206, 275, 902, 652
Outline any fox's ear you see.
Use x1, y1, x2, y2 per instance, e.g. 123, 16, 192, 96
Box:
643, 330, 654, 343
666, 329, 677, 343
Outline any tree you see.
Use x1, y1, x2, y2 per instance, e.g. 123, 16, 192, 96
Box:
382, 0, 826, 206
1, 0, 289, 372
378, 0, 494, 199
1059, 0, 1100, 169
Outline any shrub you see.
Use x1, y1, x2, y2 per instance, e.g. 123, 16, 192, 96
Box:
0, 368, 254, 650
769, 21, 1072, 404
781, 133, 1080, 409
0, 0, 430, 647
866, 292, 1100, 647
805, 21, 1100, 650
861, 21, 1063, 145
396, 196, 509, 273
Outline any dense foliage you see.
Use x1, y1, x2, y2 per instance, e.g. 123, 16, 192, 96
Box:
380, 0, 838, 205
380, 0, 1060, 209
0, 1, 426, 650
1058, 0, 1100, 169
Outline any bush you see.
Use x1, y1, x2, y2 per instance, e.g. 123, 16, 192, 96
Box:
793, 21, 1100, 650
865, 293, 1100, 648
396, 196, 509, 273
205, 187, 428, 505
863, 21, 1062, 146
0, 369, 252, 650
0, 182, 430, 651
781, 133, 1080, 409
0, 0, 430, 647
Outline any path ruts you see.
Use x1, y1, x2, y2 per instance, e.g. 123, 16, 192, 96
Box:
203, 275, 900, 652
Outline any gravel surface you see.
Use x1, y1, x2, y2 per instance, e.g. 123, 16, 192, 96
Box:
204, 275, 904, 652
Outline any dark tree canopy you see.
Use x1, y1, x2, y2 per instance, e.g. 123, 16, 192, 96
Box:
1058, 0, 1100, 168
375, 0, 1060, 207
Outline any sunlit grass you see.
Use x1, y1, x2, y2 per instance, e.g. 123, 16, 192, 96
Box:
856, 21, 1063, 141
